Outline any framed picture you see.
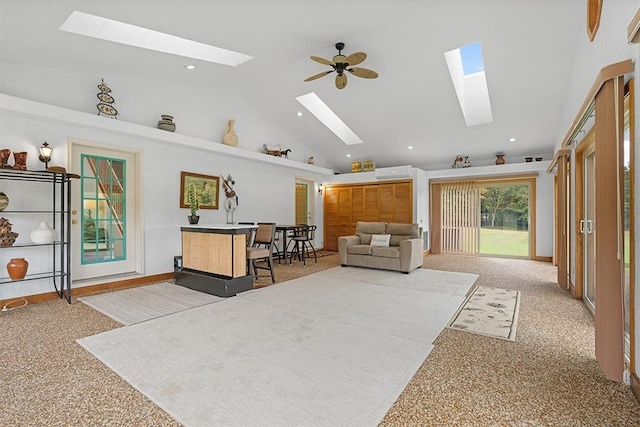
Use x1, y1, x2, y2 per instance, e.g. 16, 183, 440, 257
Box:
180, 171, 220, 210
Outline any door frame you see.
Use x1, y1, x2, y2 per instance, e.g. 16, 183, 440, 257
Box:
68, 138, 145, 283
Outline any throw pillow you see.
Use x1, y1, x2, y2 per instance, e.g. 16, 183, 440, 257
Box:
370, 234, 390, 247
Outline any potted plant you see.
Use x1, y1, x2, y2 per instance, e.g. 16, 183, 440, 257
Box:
187, 183, 200, 224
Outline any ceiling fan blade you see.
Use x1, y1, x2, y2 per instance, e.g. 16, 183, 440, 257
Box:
346, 51, 367, 66
310, 55, 333, 66
335, 73, 347, 89
348, 67, 379, 79
304, 70, 333, 82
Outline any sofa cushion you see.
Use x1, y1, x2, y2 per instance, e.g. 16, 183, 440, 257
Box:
356, 221, 387, 245
370, 234, 391, 247
371, 246, 400, 258
347, 244, 374, 255
387, 223, 420, 246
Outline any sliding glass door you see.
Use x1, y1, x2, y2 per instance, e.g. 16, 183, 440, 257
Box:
479, 182, 531, 258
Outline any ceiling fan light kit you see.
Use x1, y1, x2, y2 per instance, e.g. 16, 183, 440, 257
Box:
304, 42, 378, 89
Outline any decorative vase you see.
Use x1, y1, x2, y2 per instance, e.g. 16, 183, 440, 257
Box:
7, 257, 28, 280
30, 222, 56, 244
158, 114, 176, 132
188, 215, 200, 225
495, 154, 505, 165
223, 119, 239, 147
0, 192, 8, 211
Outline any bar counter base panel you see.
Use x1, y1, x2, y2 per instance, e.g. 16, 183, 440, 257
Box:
174, 269, 254, 298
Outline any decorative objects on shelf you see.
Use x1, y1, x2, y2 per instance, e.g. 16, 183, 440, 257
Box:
263, 144, 291, 158
39, 142, 53, 169
0, 217, 18, 247
525, 157, 533, 162
30, 222, 56, 244
0, 149, 10, 168
452, 155, 471, 168
223, 119, 238, 146
0, 192, 8, 211
495, 154, 506, 165
12, 152, 27, 170
351, 159, 362, 173
6, 257, 28, 280
180, 171, 219, 211
535, 157, 543, 161
96, 78, 118, 118
307, 156, 314, 164
363, 159, 375, 172
158, 115, 176, 132
186, 182, 200, 224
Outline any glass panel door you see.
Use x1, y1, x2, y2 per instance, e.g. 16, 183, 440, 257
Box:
479, 182, 531, 258
295, 183, 308, 224
584, 147, 596, 313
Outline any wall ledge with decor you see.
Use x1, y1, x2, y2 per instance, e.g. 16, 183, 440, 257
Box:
0, 93, 334, 176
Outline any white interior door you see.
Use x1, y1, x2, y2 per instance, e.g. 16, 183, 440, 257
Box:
70, 142, 139, 281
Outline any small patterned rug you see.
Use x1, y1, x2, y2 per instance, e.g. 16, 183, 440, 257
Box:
447, 285, 521, 341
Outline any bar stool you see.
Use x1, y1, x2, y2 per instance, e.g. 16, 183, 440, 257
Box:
289, 224, 317, 266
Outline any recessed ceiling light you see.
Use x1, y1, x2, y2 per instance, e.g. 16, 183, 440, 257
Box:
508, 137, 517, 142
60, 11, 253, 66
407, 146, 414, 149
297, 111, 303, 117
185, 65, 196, 70
346, 154, 351, 158
295, 92, 364, 145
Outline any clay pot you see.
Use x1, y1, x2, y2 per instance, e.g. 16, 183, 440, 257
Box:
7, 257, 28, 280
495, 154, 505, 165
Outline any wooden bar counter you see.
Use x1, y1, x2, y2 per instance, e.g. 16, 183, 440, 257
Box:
174, 224, 254, 297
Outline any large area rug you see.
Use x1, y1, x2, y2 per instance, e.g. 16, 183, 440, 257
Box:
78, 282, 223, 325
78, 267, 478, 426
447, 285, 521, 341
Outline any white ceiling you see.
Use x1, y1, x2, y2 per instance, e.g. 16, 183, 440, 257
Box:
0, 0, 587, 173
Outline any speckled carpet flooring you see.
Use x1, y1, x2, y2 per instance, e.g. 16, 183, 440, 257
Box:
2, 253, 640, 426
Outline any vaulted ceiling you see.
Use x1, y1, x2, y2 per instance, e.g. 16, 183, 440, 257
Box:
0, 0, 588, 173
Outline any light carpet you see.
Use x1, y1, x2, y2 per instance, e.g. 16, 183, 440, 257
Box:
78, 282, 224, 325
78, 267, 478, 426
447, 285, 521, 341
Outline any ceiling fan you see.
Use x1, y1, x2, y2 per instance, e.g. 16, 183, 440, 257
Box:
304, 42, 378, 89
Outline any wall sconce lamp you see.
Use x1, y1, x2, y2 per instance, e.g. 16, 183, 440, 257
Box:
39, 142, 53, 169
318, 183, 324, 194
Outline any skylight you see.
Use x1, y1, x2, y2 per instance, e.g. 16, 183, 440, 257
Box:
444, 41, 493, 126
59, 11, 253, 67
295, 92, 364, 145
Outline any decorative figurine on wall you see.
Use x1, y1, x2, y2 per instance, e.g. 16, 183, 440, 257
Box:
96, 79, 118, 119
221, 174, 238, 224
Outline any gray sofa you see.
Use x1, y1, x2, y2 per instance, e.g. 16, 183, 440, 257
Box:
338, 221, 424, 274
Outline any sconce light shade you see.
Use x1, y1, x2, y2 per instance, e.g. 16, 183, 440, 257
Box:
39, 141, 53, 168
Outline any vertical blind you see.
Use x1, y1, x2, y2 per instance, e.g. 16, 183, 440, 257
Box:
440, 180, 479, 255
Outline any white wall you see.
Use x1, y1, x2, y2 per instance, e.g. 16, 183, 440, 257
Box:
0, 64, 334, 300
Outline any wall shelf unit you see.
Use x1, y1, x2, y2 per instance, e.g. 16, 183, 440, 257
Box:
0, 169, 77, 303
